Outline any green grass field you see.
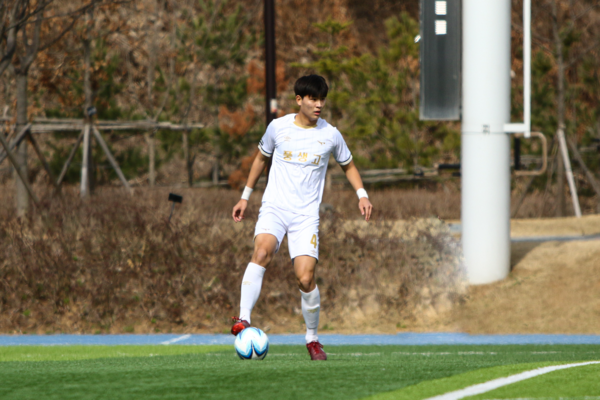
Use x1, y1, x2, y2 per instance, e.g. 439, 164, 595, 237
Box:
0, 345, 599, 399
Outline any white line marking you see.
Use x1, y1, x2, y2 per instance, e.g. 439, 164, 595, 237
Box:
424, 361, 600, 400
161, 334, 191, 345
485, 398, 600, 400
392, 352, 498, 356
392, 351, 571, 356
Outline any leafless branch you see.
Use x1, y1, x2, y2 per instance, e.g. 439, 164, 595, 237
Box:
21, 5, 43, 68
535, 0, 554, 16
39, 0, 102, 51
10, 0, 129, 31
0, 1, 20, 75
153, 37, 176, 121
572, 2, 600, 23
38, 15, 78, 51
566, 40, 600, 68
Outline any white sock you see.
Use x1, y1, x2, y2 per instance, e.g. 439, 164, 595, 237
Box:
300, 286, 320, 343
239, 262, 266, 324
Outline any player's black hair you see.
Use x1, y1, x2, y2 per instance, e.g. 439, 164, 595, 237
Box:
294, 75, 328, 99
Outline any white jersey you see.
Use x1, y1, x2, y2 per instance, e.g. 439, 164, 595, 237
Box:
258, 114, 352, 217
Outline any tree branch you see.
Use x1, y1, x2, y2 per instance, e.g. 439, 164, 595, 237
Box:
16, 0, 131, 26
566, 40, 600, 69
572, 2, 600, 23
22, 6, 43, 69
0, 0, 20, 75
566, 136, 600, 198
38, 0, 103, 52
37, 14, 77, 51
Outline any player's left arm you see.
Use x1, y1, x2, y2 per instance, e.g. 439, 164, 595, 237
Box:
340, 160, 373, 222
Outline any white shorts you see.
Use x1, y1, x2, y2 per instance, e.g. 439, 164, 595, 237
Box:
254, 204, 319, 260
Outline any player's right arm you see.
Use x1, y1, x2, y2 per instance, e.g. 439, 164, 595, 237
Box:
232, 152, 270, 222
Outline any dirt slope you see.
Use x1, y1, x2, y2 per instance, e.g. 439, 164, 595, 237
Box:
451, 215, 600, 334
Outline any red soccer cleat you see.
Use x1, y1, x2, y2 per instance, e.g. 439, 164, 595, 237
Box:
231, 316, 250, 336
306, 340, 327, 360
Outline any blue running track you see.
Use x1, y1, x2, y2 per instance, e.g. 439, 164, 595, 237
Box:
1, 333, 600, 346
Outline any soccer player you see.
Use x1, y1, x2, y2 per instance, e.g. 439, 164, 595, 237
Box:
231, 74, 373, 361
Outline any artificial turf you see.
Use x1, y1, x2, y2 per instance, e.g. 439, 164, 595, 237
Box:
468, 362, 600, 399
0, 345, 598, 400
0, 345, 230, 362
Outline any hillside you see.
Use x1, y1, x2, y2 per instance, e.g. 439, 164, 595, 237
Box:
1, 0, 599, 204
451, 215, 600, 334
1, 186, 598, 335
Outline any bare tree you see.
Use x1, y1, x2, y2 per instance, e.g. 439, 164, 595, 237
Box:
0, 0, 21, 75
5, 0, 105, 214
9, 1, 44, 216
527, 0, 600, 216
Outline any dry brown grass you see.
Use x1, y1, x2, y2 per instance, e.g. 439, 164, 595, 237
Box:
323, 186, 462, 220
2, 182, 596, 335
453, 239, 600, 334
0, 185, 465, 334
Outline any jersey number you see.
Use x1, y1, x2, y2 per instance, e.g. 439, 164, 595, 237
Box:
310, 234, 317, 248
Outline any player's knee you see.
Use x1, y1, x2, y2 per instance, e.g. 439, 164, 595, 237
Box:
296, 275, 315, 292
252, 248, 272, 267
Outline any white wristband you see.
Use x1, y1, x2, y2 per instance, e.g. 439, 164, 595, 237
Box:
357, 188, 368, 199
241, 186, 253, 201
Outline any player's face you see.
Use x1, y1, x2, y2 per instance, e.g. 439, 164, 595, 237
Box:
296, 95, 326, 123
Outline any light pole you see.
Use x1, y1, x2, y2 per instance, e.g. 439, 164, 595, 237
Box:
461, 0, 512, 284
264, 0, 277, 126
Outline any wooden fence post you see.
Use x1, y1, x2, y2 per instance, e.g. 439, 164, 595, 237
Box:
0, 123, 32, 165
80, 124, 91, 198
26, 132, 57, 188
54, 131, 84, 195
146, 130, 156, 187
91, 126, 132, 194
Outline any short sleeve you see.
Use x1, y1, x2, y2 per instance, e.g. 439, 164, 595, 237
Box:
333, 129, 353, 166
258, 122, 276, 157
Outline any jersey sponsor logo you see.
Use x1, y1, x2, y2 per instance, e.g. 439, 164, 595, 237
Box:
307, 306, 320, 314
282, 151, 322, 165
317, 140, 325, 145
284, 136, 292, 142
242, 281, 252, 285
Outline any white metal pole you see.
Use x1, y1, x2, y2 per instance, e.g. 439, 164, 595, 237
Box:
504, 0, 531, 136
557, 125, 582, 217
80, 124, 90, 198
462, 0, 512, 284
523, 0, 531, 137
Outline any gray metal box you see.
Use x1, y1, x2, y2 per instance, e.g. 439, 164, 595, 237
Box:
419, 0, 461, 120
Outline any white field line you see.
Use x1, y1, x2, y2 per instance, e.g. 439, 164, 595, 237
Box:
392, 352, 498, 356
161, 334, 191, 345
424, 361, 600, 400
485, 398, 600, 400
391, 351, 571, 356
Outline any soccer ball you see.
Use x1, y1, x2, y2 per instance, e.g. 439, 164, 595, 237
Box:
234, 327, 269, 360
